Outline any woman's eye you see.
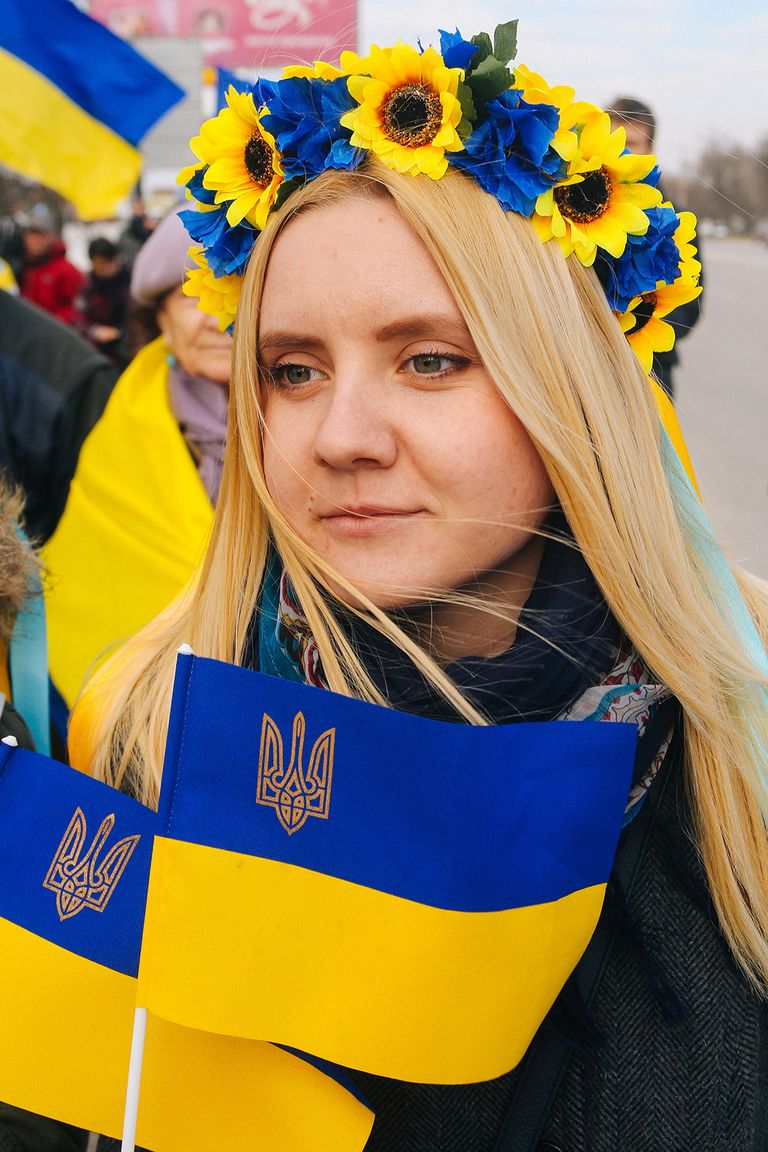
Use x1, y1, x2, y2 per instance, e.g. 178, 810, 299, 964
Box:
406, 353, 466, 377
268, 363, 322, 388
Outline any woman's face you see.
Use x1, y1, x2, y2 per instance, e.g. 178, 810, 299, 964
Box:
260, 197, 554, 610
157, 286, 232, 385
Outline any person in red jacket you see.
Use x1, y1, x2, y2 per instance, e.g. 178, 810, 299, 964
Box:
18, 205, 84, 327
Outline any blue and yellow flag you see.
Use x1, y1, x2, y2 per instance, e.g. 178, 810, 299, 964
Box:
0, 0, 183, 219
139, 652, 637, 1085
44, 338, 214, 712
0, 741, 373, 1151
0, 739, 153, 1135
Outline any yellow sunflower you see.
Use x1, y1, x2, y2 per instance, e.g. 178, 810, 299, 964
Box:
532, 112, 662, 265
671, 209, 701, 282
282, 61, 343, 80
338, 42, 464, 178
189, 87, 284, 229
513, 63, 601, 161
619, 211, 702, 372
183, 248, 242, 333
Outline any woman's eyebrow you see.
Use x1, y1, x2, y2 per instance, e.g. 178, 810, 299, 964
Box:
258, 331, 326, 353
374, 315, 472, 343
258, 315, 472, 353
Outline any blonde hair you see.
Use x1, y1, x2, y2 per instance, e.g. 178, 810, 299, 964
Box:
71, 159, 768, 989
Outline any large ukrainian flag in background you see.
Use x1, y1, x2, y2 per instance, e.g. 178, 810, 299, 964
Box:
139, 652, 638, 1085
0, 740, 373, 1151
0, 0, 183, 219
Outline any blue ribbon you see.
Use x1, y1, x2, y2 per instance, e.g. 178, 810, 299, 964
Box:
8, 530, 50, 756
660, 427, 768, 789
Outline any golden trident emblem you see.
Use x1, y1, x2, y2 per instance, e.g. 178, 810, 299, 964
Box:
256, 711, 335, 834
43, 808, 141, 922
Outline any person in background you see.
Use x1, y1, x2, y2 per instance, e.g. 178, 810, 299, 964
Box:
0, 215, 25, 284
17, 204, 84, 328
42, 209, 232, 725
117, 196, 156, 268
0, 483, 38, 747
81, 236, 131, 366
0, 481, 88, 1151
0, 291, 119, 543
609, 96, 703, 400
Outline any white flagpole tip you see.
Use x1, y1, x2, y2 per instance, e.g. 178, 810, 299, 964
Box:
1, 736, 19, 747
121, 1006, 148, 1152
177, 643, 194, 656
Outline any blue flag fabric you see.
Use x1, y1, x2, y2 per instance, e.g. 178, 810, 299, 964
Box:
0, 741, 154, 974
138, 651, 637, 1084
216, 67, 251, 111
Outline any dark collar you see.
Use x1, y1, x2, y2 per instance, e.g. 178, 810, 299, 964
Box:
335, 509, 621, 724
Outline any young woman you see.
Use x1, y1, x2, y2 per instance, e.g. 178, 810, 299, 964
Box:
75, 22, 767, 1151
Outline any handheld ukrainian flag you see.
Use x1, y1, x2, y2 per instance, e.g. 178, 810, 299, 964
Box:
0, 740, 373, 1151
138, 652, 638, 1085
0, 738, 153, 1135
0, 0, 183, 219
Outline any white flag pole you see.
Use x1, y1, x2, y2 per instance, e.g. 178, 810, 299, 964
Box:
120, 1006, 148, 1152
121, 643, 193, 1150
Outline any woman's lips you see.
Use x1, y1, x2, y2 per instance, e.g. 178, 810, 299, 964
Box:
319, 506, 425, 536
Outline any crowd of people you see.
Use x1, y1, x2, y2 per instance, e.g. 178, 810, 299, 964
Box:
0, 197, 159, 370
0, 23, 763, 1152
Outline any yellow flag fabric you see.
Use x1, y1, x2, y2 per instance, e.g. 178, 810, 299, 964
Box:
0, 641, 9, 700
142, 835, 606, 1084
0, 257, 18, 295
0, 911, 373, 1149
43, 338, 214, 708
0, 742, 373, 1152
651, 378, 700, 497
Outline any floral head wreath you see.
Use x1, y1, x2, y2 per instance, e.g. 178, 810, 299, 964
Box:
178, 19, 701, 373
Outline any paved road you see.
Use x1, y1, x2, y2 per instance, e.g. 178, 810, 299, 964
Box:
675, 238, 767, 578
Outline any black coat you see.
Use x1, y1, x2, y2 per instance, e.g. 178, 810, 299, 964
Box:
0, 292, 118, 542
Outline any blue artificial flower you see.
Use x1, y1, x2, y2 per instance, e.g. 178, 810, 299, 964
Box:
185, 165, 217, 207
645, 163, 662, 188
251, 77, 280, 108
179, 205, 256, 278
595, 205, 680, 312
438, 28, 479, 71
261, 76, 359, 180
448, 89, 561, 216
320, 77, 360, 169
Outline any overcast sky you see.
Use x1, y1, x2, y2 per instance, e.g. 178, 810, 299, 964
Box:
360, 0, 767, 175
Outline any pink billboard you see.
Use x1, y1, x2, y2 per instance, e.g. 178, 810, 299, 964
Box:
89, 0, 358, 69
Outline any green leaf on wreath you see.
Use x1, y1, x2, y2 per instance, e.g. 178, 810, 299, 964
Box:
493, 21, 518, 66
469, 31, 493, 64
455, 80, 477, 139
466, 54, 513, 106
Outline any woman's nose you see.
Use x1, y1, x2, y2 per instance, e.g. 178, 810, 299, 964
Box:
311, 379, 398, 471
